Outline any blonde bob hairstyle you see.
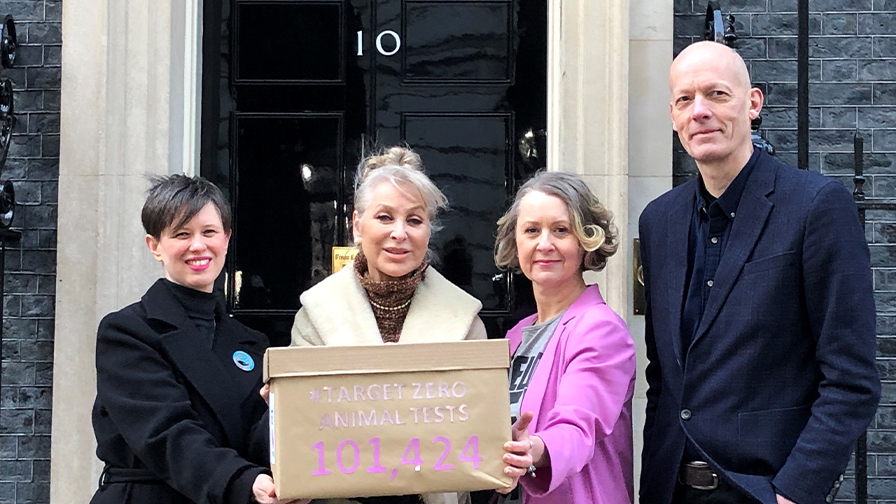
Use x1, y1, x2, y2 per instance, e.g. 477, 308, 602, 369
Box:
494, 171, 618, 272
353, 146, 448, 234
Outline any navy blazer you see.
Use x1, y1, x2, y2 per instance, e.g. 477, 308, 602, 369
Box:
638, 151, 880, 504
90, 279, 271, 504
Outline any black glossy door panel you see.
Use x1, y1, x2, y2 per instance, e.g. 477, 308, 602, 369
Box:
232, 114, 343, 311
404, 2, 512, 82
403, 113, 511, 311
236, 3, 343, 82
202, 0, 545, 344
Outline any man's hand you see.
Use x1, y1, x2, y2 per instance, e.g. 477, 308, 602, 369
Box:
776, 494, 796, 504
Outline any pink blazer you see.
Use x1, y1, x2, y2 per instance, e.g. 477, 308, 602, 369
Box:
508, 285, 636, 504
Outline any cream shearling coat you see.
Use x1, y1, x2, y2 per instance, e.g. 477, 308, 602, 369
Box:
291, 263, 486, 346
290, 263, 487, 504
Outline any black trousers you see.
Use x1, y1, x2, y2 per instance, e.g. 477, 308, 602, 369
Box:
671, 481, 761, 504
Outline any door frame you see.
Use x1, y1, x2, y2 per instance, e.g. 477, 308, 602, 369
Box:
51, 0, 648, 502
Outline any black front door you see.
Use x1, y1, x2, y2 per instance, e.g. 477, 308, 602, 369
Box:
201, 0, 546, 345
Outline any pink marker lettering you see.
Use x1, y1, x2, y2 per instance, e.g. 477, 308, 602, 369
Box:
401, 438, 423, 469
337, 440, 360, 474
311, 441, 332, 475
460, 436, 482, 469
432, 437, 455, 471
367, 438, 387, 473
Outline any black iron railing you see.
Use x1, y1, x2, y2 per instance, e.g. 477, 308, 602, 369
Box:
0, 13, 18, 403
852, 132, 881, 504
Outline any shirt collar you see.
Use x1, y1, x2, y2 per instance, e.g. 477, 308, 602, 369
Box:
695, 148, 760, 219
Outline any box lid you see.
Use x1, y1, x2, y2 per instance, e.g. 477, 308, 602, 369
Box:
264, 339, 509, 382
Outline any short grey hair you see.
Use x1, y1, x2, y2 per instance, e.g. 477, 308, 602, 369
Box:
494, 171, 618, 272
354, 146, 448, 233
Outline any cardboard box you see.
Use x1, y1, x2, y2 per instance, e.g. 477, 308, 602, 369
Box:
264, 340, 513, 499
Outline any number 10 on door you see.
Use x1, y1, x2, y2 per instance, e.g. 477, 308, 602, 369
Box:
357, 30, 401, 56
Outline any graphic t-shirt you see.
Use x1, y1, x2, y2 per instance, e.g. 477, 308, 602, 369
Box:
509, 311, 564, 423
504, 311, 564, 504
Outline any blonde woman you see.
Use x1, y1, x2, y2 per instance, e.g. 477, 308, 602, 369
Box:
290, 146, 486, 504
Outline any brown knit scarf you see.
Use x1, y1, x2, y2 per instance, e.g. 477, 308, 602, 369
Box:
354, 250, 428, 343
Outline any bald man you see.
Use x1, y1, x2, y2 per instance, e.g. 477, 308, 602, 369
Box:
638, 41, 880, 504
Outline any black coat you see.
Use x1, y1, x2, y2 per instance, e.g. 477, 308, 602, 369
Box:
90, 279, 270, 504
638, 151, 880, 504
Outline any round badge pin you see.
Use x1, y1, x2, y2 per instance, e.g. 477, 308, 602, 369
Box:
232, 350, 255, 372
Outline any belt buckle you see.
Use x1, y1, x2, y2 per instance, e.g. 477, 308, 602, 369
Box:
683, 461, 719, 491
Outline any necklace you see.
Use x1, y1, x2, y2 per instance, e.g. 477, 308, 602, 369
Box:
369, 298, 413, 312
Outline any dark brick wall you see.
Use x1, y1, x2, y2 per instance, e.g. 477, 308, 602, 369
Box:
675, 0, 896, 502
0, 1, 59, 503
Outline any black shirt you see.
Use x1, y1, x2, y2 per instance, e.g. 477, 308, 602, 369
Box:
680, 148, 760, 462
163, 279, 217, 348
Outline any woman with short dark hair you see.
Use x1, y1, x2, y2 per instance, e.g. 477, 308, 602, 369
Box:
90, 175, 301, 504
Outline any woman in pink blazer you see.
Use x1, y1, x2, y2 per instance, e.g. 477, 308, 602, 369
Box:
493, 171, 636, 504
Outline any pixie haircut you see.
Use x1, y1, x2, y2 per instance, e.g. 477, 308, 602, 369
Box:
354, 146, 448, 233
494, 171, 618, 272
141, 175, 231, 240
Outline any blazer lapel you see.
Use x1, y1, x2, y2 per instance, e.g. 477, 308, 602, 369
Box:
691, 157, 776, 348
519, 286, 600, 432
300, 267, 383, 346
143, 280, 245, 447
400, 268, 482, 344
508, 314, 538, 355
662, 186, 694, 365
160, 332, 245, 447
521, 324, 561, 432
212, 306, 267, 406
